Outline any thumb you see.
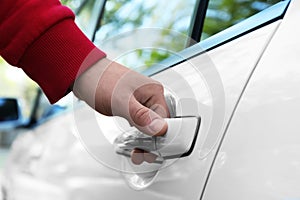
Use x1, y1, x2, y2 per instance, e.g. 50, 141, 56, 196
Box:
129, 97, 168, 136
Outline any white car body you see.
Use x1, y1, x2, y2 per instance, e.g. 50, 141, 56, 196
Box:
2, 0, 300, 199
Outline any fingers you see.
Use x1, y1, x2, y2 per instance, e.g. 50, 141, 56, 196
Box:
129, 97, 168, 136
129, 97, 167, 165
131, 149, 144, 165
131, 149, 158, 165
128, 86, 168, 165
143, 151, 158, 163
144, 94, 170, 119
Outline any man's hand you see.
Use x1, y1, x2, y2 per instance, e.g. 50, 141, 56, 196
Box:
72, 58, 169, 164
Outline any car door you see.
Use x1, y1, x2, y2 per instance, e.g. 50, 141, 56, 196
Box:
202, 0, 300, 199
69, 0, 289, 199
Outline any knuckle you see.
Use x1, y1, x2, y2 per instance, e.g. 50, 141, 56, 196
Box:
155, 83, 164, 92
133, 107, 151, 126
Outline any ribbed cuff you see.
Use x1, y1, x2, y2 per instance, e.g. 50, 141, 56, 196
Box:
19, 19, 106, 103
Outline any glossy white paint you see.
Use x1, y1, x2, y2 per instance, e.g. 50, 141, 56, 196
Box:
203, 0, 300, 199
3, 12, 284, 200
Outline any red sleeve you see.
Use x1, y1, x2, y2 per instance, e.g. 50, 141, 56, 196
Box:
0, 0, 106, 103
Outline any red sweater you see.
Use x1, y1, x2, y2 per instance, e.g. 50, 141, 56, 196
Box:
0, 0, 106, 103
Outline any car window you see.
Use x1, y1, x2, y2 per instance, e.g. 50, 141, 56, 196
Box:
201, 0, 281, 40
93, 0, 198, 72
91, 0, 283, 72
63, 0, 283, 72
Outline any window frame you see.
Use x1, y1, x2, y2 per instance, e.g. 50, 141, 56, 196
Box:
87, 0, 290, 76
141, 0, 290, 77
188, 0, 210, 46
91, 0, 203, 47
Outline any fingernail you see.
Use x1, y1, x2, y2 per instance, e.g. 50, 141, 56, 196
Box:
149, 118, 166, 135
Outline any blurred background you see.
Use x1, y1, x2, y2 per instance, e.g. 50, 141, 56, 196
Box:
0, 58, 38, 172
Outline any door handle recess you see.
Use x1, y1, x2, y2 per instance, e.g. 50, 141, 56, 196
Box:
114, 116, 201, 161
112, 95, 201, 190
114, 94, 201, 162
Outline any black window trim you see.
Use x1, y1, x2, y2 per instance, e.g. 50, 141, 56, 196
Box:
142, 0, 291, 77
77, 0, 107, 41
188, 0, 210, 46
90, 0, 205, 45
73, 0, 88, 15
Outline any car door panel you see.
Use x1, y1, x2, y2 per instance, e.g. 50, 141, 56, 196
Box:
145, 21, 281, 200
203, 0, 300, 198
61, 21, 281, 199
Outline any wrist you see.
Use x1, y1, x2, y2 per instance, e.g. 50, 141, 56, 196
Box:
72, 57, 112, 106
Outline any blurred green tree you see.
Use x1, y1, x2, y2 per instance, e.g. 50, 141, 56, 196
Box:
61, 0, 281, 70
202, 0, 281, 40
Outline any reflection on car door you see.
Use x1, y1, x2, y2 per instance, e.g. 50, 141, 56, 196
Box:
75, 20, 282, 200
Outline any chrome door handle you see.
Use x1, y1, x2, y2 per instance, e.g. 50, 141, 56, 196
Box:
114, 95, 201, 161
114, 117, 200, 161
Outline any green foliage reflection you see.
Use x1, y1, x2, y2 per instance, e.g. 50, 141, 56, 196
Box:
202, 0, 281, 40
95, 0, 197, 69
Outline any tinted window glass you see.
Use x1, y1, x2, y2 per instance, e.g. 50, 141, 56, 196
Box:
94, 0, 197, 72
201, 0, 281, 40
0, 99, 18, 121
